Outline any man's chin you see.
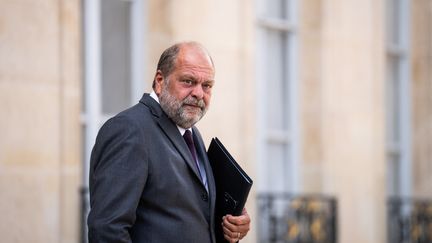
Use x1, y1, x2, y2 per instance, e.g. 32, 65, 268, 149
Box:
182, 107, 203, 118
184, 115, 201, 125
177, 114, 202, 128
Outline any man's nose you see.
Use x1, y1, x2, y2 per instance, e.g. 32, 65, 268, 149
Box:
191, 84, 204, 99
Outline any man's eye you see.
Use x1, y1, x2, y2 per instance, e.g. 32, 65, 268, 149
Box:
203, 84, 213, 90
183, 80, 193, 85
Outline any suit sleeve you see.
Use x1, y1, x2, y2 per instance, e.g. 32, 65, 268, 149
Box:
87, 116, 148, 243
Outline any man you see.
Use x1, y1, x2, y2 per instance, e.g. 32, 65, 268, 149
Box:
87, 42, 251, 243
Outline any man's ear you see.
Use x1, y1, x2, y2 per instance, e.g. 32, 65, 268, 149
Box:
154, 70, 164, 95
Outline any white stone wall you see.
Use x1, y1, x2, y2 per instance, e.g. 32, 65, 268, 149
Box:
412, 0, 432, 197
0, 0, 431, 243
0, 1, 82, 242
319, 1, 387, 242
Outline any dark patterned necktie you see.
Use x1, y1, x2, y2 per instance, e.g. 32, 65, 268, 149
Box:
183, 130, 207, 189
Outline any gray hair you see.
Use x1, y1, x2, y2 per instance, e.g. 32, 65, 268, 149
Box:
152, 44, 181, 88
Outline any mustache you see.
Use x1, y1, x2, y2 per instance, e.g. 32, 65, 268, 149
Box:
182, 97, 205, 109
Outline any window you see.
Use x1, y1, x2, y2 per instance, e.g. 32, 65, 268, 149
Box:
385, 0, 411, 196
256, 0, 300, 193
81, 0, 146, 241
101, 0, 133, 114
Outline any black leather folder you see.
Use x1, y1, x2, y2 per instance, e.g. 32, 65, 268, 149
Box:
207, 137, 253, 242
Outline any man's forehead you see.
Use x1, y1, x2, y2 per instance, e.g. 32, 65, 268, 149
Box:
178, 51, 211, 65
174, 50, 214, 75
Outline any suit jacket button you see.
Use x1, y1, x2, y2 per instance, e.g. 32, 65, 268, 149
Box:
201, 193, 208, 201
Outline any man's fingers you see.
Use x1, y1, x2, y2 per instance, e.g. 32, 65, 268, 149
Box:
222, 216, 250, 242
222, 227, 242, 243
221, 208, 251, 242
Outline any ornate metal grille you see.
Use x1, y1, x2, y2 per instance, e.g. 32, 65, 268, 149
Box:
387, 197, 432, 243
257, 193, 337, 243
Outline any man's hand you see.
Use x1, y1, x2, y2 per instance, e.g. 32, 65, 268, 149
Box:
222, 208, 251, 243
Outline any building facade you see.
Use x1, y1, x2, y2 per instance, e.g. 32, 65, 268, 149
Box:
0, 0, 431, 243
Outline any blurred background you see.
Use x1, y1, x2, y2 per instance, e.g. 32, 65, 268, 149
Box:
0, 0, 431, 242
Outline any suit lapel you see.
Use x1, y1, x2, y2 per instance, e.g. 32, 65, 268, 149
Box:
158, 116, 204, 183
140, 94, 204, 185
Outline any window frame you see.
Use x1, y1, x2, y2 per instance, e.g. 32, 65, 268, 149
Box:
255, 0, 301, 193
385, 0, 412, 196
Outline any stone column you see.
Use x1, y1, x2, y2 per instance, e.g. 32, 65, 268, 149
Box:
320, 0, 386, 242
0, 0, 82, 242
300, 0, 325, 193
411, 0, 432, 197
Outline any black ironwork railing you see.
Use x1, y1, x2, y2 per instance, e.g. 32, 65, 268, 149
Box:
387, 197, 432, 243
257, 193, 338, 243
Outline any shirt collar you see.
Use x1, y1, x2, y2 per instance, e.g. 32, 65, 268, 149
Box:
178, 126, 190, 136
150, 91, 159, 103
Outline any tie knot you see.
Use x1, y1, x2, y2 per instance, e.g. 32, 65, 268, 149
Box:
183, 130, 194, 146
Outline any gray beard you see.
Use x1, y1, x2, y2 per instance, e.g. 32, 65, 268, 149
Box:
159, 85, 208, 129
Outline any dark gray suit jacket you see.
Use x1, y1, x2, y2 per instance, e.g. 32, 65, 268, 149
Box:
87, 94, 217, 243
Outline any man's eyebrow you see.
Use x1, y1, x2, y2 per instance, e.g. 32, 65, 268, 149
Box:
180, 74, 214, 82
180, 74, 195, 79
